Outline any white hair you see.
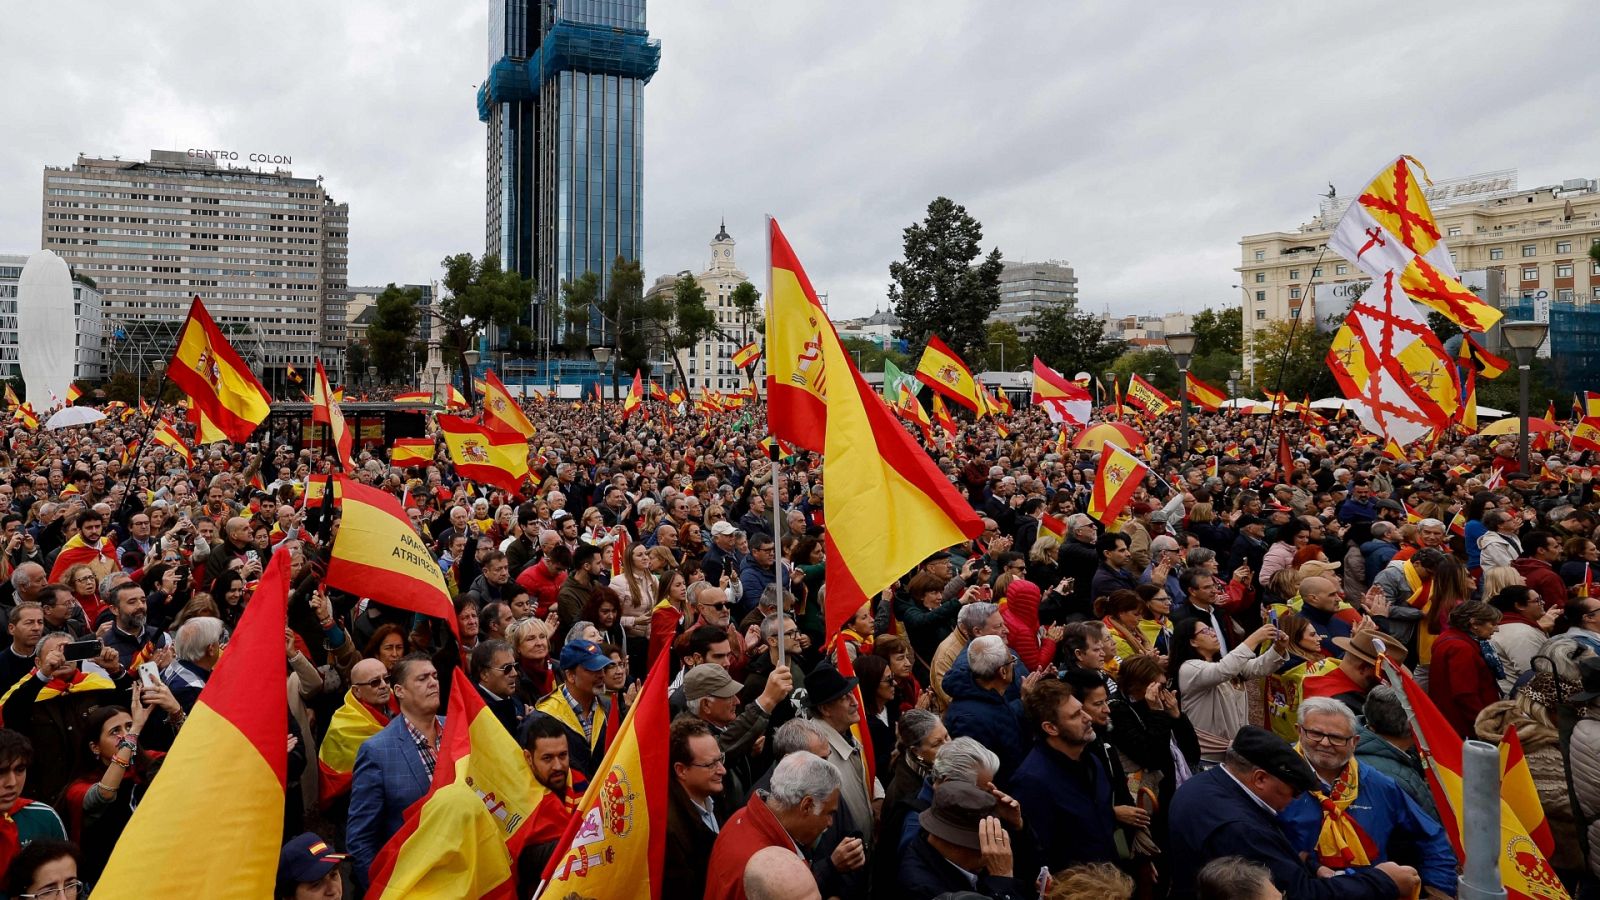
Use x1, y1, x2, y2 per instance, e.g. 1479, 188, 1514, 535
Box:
1297, 695, 1359, 733
772, 718, 832, 759
932, 736, 999, 785
958, 601, 1000, 634
967, 634, 1010, 679
1418, 518, 1445, 530
760, 613, 793, 643
175, 616, 225, 662
767, 751, 840, 812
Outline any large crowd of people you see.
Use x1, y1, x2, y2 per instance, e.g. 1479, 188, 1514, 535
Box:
0, 387, 1597, 899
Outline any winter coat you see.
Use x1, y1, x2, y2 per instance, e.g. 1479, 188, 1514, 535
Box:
1011, 741, 1116, 871
1475, 700, 1582, 871
1361, 538, 1399, 584
999, 579, 1056, 671
1354, 727, 1438, 822
941, 650, 1028, 788
1177, 642, 1285, 759
1489, 616, 1548, 695
1570, 715, 1600, 879
1477, 530, 1522, 572
1429, 629, 1501, 738
1513, 557, 1569, 610
1279, 761, 1457, 892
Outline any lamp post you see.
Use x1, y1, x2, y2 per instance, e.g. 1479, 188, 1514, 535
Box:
1501, 321, 1548, 477
463, 349, 480, 408
1165, 332, 1197, 459
1103, 369, 1118, 410
1228, 368, 1242, 409
591, 346, 613, 401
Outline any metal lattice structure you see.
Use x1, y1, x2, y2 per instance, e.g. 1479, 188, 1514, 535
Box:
106, 317, 266, 377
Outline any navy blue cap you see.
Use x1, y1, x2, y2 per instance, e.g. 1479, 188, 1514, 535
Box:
278, 832, 346, 883
558, 639, 612, 672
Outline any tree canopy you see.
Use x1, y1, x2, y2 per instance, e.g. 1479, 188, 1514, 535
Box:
1022, 305, 1125, 378
367, 284, 424, 383
889, 197, 1004, 361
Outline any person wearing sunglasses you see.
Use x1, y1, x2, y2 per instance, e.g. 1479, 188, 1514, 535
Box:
469, 639, 527, 737
315, 658, 395, 813
1169, 725, 1419, 899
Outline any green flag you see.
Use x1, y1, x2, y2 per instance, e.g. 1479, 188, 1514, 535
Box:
883, 359, 907, 401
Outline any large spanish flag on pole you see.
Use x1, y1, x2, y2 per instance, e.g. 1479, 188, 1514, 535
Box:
1087, 442, 1148, 525
622, 371, 644, 420
438, 414, 531, 495
1184, 373, 1228, 412
767, 218, 982, 639
481, 369, 536, 438
324, 476, 458, 632
1125, 374, 1176, 416
95, 550, 290, 896
914, 334, 988, 415
167, 295, 272, 443
766, 226, 828, 452
538, 640, 673, 898
312, 360, 355, 472
390, 437, 436, 466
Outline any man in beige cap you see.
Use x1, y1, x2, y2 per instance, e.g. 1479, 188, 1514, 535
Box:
682, 661, 791, 812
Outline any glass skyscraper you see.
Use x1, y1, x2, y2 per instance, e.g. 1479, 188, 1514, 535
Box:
481, 0, 660, 349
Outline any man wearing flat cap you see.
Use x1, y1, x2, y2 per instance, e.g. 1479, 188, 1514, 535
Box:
1168, 725, 1418, 899
899, 781, 1019, 900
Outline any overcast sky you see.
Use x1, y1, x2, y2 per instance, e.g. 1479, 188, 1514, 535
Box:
2, 1, 1597, 322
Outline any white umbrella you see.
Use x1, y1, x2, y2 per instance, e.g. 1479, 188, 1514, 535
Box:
45, 407, 106, 430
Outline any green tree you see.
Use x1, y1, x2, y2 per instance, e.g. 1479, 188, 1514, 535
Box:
1111, 349, 1179, 397
1427, 310, 1461, 345
730, 281, 763, 341
1191, 306, 1243, 356
888, 197, 1005, 361
368, 284, 424, 383
842, 337, 910, 376
1249, 320, 1336, 398
347, 341, 370, 385
640, 274, 721, 389
1189, 350, 1244, 395
982, 322, 1026, 371
559, 270, 601, 355
438, 253, 535, 382
1023, 305, 1125, 377
598, 256, 651, 378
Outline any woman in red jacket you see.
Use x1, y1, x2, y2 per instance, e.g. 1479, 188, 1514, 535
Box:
998, 578, 1064, 671
1428, 600, 1504, 737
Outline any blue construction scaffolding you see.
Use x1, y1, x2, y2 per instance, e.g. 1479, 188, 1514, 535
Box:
1501, 299, 1600, 393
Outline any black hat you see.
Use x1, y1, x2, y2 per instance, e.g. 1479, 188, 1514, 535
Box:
1229, 725, 1317, 793
804, 663, 858, 709
1236, 514, 1265, 530
917, 782, 997, 850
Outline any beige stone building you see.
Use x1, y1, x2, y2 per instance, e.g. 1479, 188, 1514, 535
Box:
644, 222, 763, 392
1237, 170, 1600, 379
42, 150, 349, 388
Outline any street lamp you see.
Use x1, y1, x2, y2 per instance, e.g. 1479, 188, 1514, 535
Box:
1501, 321, 1548, 476
1103, 369, 1118, 409
463, 349, 480, 407
1228, 368, 1242, 408
1165, 332, 1198, 459
591, 346, 613, 401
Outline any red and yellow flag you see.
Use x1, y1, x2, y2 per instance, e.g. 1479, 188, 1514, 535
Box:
167, 295, 272, 443
622, 371, 643, 420
1571, 417, 1600, 454
541, 641, 671, 898
1184, 373, 1227, 412
1398, 255, 1502, 333
931, 393, 957, 435
732, 341, 762, 369
394, 390, 432, 404
1040, 513, 1067, 542
1124, 374, 1175, 416
3, 384, 17, 409
316, 690, 388, 808
1088, 442, 1148, 525
324, 476, 457, 630
312, 360, 355, 472
390, 437, 436, 466
447, 384, 470, 411
186, 405, 230, 445
438, 414, 530, 495
46, 532, 117, 583
95, 550, 290, 896
765, 229, 828, 452
11, 403, 37, 430
915, 334, 988, 415
893, 382, 933, 442
832, 633, 876, 790
1499, 724, 1555, 859
667, 388, 685, 405
481, 370, 535, 438
65, 383, 82, 406
152, 418, 191, 467
767, 219, 982, 639
648, 381, 667, 402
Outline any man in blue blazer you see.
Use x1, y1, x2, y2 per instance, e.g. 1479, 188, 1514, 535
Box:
346, 653, 443, 889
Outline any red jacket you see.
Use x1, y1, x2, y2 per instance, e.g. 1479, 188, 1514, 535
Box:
1511, 557, 1568, 610
515, 559, 566, 618
1000, 579, 1056, 671
704, 792, 801, 900
1428, 628, 1500, 738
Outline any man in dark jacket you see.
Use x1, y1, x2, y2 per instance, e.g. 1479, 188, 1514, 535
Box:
1060, 514, 1101, 615
900, 781, 1019, 900
663, 717, 732, 900
1012, 676, 1117, 871
941, 635, 1026, 788
469, 639, 526, 737
1089, 532, 1138, 605
1512, 530, 1569, 610
1168, 725, 1417, 899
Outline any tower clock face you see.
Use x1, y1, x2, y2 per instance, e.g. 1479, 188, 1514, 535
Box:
722, 249, 729, 256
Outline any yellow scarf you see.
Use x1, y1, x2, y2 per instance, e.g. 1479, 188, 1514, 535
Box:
1401, 561, 1438, 664
1302, 757, 1377, 868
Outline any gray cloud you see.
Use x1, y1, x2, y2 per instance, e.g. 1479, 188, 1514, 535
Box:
2, 0, 1596, 326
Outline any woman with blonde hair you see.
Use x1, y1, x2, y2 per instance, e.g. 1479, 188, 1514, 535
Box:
1045, 862, 1134, 900
1480, 565, 1525, 599
510, 616, 555, 702
609, 542, 656, 649
1026, 534, 1062, 589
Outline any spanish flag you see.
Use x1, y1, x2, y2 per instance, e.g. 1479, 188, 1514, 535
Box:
1459, 370, 1479, 434
325, 476, 457, 629
732, 341, 762, 369
12, 403, 37, 430
393, 391, 432, 405
187, 405, 230, 445
931, 393, 957, 435
152, 418, 191, 467
137, 396, 153, 418
481, 369, 536, 438
1040, 513, 1067, 542
649, 381, 667, 402
1125, 374, 1175, 416
120, 439, 139, 469
995, 420, 1010, 439
286, 363, 302, 384
1184, 373, 1227, 412
46, 532, 117, 584
668, 388, 685, 405
312, 360, 355, 472
622, 370, 643, 420
65, 383, 82, 406
768, 218, 981, 639
1458, 335, 1508, 380
95, 551, 291, 896
914, 334, 988, 415
1386, 660, 1567, 899
893, 383, 933, 442
316, 690, 390, 807
390, 437, 436, 466
1088, 442, 1148, 525
438, 414, 530, 495
832, 635, 876, 790
447, 384, 470, 411
540, 642, 671, 898
1031, 357, 1093, 425
1571, 418, 1600, 453
2, 384, 17, 409
1586, 391, 1600, 418
168, 295, 272, 443
1499, 724, 1555, 859
368, 669, 572, 897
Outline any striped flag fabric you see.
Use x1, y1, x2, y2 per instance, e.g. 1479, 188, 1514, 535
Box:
65, 383, 83, 406
152, 418, 191, 466
312, 360, 355, 472
622, 371, 643, 420
316, 690, 389, 808
1125, 374, 1175, 416
95, 551, 291, 895
1184, 373, 1227, 411
324, 476, 457, 630
1031, 357, 1092, 426
394, 391, 432, 404
1040, 513, 1067, 542
732, 341, 761, 369
831, 635, 876, 790
438, 415, 531, 495
481, 370, 535, 438
1499, 724, 1555, 859
390, 437, 436, 466
447, 384, 470, 411
168, 295, 272, 443
1087, 442, 1148, 525
915, 334, 988, 415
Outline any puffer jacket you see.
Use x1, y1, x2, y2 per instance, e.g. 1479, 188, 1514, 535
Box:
1354, 727, 1438, 821
999, 579, 1056, 671
1475, 700, 1581, 870
1571, 715, 1600, 879
941, 650, 1028, 788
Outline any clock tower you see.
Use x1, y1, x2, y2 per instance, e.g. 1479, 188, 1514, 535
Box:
709, 219, 736, 274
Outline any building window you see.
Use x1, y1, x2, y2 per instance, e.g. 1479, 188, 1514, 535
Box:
1557, 241, 1572, 254
1559, 289, 1574, 302
1521, 266, 1539, 281
1312, 266, 1323, 277
1557, 263, 1574, 278
1522, 244, 1537, 257
1447, 226, 1462, 237
1254, 250, 1265, 261
1490, 248, 1504, 260
1289, 307, 1301, 318
1335, 264, 1348, 275
1255, 309, 1266, 320
1593, 260, 1600, 276
1289, 287, 1301, 299
1255, 291, 1266, 302
1288, 269, 1300, 280
1254, 272, 1265, 283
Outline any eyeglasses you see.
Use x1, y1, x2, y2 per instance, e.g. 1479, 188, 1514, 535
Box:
780, 630, 800, 639
688, 754, 727, 770
1299, 725, 1355, 747
20, 881, 82, 899
353, 676, 389, 690
703, 602, 731, 611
